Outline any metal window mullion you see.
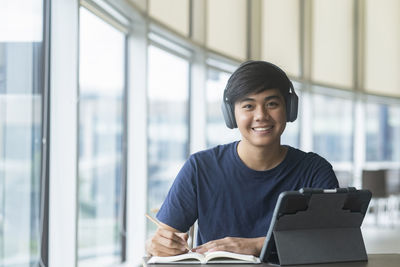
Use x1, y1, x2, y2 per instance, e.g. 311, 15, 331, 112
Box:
48, 0, 79, 266
120, 35, 129, 263
189, 51, 207, 155
352, 0, 363, 188
39, 0, 51, 265
125, 18, 148, 266
188, 0, 193, 39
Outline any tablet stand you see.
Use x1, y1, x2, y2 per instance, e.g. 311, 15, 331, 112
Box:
263, 189, 371, 265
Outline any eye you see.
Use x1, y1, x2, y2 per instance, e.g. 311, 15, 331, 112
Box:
266, 101, 279, 108
242, 103, 253, 110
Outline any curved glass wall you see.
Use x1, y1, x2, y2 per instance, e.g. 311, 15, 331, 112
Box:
1, 0, 400, 264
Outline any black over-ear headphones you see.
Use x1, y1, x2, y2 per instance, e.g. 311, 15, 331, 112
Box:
221, 62, 299, 129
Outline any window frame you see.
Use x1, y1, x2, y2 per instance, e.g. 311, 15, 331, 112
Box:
76, 3, 129, 265
40, 0, 51, 265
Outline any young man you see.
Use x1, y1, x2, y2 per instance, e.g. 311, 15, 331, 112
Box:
146, 61, 339, 257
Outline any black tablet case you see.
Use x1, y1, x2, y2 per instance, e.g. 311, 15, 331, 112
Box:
260, 188, 372, 266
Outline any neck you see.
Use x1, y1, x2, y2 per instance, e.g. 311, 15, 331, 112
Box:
237, 141, 287, 171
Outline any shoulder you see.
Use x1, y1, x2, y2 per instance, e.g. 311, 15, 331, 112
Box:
183, 142, 238, 175
190, 141, 237, 162
176, 142, 237, 172
287, 146, 332, 167
286, 146, 338, 188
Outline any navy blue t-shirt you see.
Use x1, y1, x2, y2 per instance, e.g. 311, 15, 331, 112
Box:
157, 141, 338, 246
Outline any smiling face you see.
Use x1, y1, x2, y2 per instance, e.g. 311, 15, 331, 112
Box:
234, 88, 287, 149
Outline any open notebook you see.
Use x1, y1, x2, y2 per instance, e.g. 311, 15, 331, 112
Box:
147, 251, 261, 264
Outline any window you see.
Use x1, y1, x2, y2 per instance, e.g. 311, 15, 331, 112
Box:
78, 7, 126, 266
388, 106, 400, 162
311, 90, 353, 162
0, 0, 44, 266
206, 68, 240, 147
147, 44, 189, 237
366, 102, 400, 162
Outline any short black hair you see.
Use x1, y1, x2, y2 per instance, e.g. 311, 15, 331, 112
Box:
224, 60, 292, 105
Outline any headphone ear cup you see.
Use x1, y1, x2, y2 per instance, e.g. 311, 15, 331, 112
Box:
286, 90, 299, 122
221, 100, 237, 129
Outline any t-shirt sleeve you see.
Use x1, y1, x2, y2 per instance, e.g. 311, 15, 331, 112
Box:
156, 156, 198, 232
309, 155, 339, 189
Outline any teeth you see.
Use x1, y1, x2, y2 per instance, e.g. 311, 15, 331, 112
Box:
253, 127, 272, 131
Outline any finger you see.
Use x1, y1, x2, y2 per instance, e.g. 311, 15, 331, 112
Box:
208, 244, 229, 252
151, 245, 187, 257
150, 237, 188, 256
175, 233, 190, 250
176, 232, 189, 241
206, 238, 243, 254
157, 228, 188, 246
155, 242, 188, 256
151, 233, 185, 254
156, 234, 188, 251
194, 241, 218, 253
193, 247, 207, 253
195, 237, 239, 253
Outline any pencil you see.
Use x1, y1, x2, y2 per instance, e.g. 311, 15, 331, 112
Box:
145, 213, 190, 251
145, 213, 163, 227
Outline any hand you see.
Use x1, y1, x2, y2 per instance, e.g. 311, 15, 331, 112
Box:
146, 227, 189, 257
192, 237, 265, 256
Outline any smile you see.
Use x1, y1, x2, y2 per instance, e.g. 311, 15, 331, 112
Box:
252, 126, 273, 131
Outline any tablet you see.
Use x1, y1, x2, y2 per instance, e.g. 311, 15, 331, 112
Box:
259, 187, 371, 265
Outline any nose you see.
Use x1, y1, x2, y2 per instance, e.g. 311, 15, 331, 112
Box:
254, 105, 270, 121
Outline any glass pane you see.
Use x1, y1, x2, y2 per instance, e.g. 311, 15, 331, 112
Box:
312, 93, 353, 162
78, 7, 125, 266
388, 106, 400, 162
0, 0, 43, 266
365, 103, 382, 161
147, 45, 189, 237
366, 103, 400, 162
206, 68, 240, 148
